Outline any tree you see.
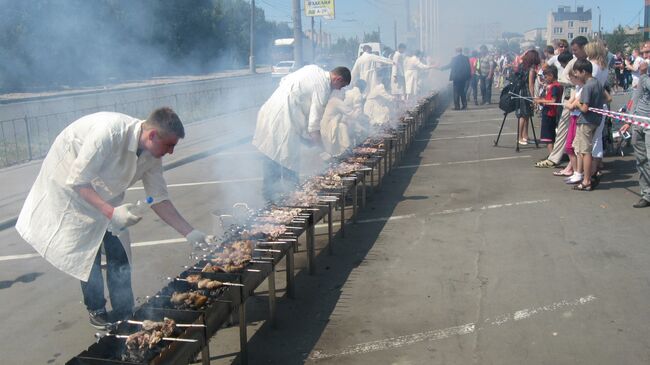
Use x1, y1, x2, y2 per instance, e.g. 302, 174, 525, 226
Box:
604, 25, 642, 54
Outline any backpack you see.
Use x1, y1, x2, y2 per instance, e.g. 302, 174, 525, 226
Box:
498, 68, 528, 114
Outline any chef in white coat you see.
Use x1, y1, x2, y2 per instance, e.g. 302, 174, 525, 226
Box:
405, 50, 434, 100
351, 45, 394, 95
253, 65, 351, 202
391, 43, 407, 99
15, 107, 210, 328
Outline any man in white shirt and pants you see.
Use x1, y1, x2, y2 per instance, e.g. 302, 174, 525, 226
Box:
16, 107, 210, 328
253, 65, 351, 202
351, 45, 393, 95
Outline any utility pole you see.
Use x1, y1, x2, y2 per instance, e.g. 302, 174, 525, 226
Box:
319, 19, 322, 53
292, 0, 303, 67
394, 20, 397, 50
311, 16, 315, 62
249, 0, 255, 73
406, 0, 411, 32
646, 0, 650, 41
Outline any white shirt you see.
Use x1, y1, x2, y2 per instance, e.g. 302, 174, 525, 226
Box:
404, 55, 429, 95
390, 51, 406, 95
252, 65, 332, 171
351, 52, 393, 92
16, 112, 169, 281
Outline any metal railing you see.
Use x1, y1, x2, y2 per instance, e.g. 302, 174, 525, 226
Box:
0, 79, 271, 168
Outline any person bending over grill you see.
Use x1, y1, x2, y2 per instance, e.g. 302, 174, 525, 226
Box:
16, 107, 211, 329
252, 65, 351, 202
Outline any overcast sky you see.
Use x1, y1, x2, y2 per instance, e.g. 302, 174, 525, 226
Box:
257, 0, 644, 42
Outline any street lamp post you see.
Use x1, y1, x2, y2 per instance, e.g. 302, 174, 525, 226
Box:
596, 6, 601, 39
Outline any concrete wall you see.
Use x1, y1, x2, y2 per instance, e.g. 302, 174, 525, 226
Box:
0, 73, 276, 167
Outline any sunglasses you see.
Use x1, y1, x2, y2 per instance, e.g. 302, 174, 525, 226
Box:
558, 45, 567, 48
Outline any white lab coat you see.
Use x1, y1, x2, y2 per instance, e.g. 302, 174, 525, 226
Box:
252, 65, 332, 171
404, 55, 429, 96
15, 112, 170, 282
390, 50, 406, 95
364, 84, 394, 125
351, 52, 393, 93
320, 92, 354, 156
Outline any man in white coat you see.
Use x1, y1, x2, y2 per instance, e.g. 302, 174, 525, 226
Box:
351, 45, 394, 95
405, 51, 434, 100
391, 43, 407, 99
16, 107, 211, 328
253, 65, 351, 202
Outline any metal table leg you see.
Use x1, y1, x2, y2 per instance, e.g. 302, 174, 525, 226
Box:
201, 325, 210, 365
238, 290, 247, 365
340, 191, 346, 237
268, 269, 276, 328
286, 245, 295, 298
352, 178, 358, 223
361, 172, 367, 207
327, 201, 333, 255
306, 215, 316, 275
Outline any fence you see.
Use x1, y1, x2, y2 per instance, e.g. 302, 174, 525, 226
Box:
0, 74, 274, 168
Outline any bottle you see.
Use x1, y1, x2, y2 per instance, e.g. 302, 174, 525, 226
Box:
132, 196, 154, 216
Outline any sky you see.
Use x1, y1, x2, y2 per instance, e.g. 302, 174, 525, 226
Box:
257, 0, 644, 42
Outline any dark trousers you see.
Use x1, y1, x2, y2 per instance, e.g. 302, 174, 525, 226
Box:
262, 156, 299, 203
453, 80, 468, 109
466, 75, 478, 103
80, 231, 133, 317
484, 77, 493, 103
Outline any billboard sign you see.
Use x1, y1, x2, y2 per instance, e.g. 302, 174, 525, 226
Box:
305, 0, 335, 18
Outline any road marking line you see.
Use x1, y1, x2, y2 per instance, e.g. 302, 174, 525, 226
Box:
397, 155, 531, 169
309, 295, 597, 360
1, 200, 548, 263
416, 133, 516, 142
313, 199, 549, 229
436, 117, 503, 125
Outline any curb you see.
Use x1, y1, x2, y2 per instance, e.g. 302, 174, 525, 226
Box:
0, 135, 253, 232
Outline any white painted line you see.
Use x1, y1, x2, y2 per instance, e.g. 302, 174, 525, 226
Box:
397, 155, 532, 170
1, 199, 548, 263
128, 177, 262, 190
313, 199, 549, 229
436, 117, 503, 125
0, 253, 41, 262
416, 132, 515, 142
309, 295, 597, 360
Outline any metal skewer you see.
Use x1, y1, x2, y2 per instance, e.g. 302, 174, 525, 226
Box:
124, 320, 206, 328
95, 333, 198, 343
171, 277, 244, 287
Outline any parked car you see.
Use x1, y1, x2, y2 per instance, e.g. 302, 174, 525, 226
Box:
271, 61, 296, 78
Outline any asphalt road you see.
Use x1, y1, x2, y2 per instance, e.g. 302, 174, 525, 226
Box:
2, 91, 649, 364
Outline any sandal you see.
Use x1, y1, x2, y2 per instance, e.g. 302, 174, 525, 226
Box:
535, 159, 556, 168
553, 170, 573, 176
573, 183, 593, 191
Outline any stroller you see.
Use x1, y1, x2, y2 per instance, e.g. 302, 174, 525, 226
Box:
605, 101, 633, 157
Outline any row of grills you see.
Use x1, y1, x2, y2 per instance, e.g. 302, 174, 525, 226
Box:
66, 93, 439, 365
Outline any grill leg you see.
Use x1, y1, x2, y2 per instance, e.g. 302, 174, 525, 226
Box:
327, 201, 333, 255
201, 323, 210, 365
361, 173, 366, 207
238, 295, 247, 365
268, 269, 276, 328
352, 178, 358, 223
340, 192, 346, 238
286, 245, 295, 299
306, 216, 316, 275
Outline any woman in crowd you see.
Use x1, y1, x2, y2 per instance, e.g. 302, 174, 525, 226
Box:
514, 49, 541, 145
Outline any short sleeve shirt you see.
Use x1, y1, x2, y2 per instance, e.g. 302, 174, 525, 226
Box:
578, 78, 604, 125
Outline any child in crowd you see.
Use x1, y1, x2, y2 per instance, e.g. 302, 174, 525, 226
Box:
534, 65, 563, 155
571, 59, 606, 191
563, 71, 585, 184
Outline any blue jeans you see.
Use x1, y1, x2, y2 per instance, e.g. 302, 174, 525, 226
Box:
80, 231, 133, 317
262, 156, 299, 203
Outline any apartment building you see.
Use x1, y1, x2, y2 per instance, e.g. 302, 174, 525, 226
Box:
546, 5, 592, 45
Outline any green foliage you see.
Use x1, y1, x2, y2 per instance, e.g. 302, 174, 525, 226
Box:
603, 25, 643, 54
330, 36, 360, 61
0, 0, 292, 92
363, 31, 381, 43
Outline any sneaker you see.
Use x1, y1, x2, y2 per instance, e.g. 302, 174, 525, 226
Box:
633, 199, 650, 208
89, 308, 109, 329
565, 173, 583, 184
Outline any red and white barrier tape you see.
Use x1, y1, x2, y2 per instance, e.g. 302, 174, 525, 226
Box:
588, 107, 650, 129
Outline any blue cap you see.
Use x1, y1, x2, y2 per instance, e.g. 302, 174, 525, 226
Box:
145, 196, 154, 204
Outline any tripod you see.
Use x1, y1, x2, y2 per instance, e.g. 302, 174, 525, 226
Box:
493, 111, 539, 152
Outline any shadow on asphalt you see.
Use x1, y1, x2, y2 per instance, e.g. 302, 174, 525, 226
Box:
218, 90, 452, 365
0, 272, 44, 290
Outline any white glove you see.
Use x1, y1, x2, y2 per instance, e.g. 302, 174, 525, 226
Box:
185, 229, 212, 245
110, 204, 142, 231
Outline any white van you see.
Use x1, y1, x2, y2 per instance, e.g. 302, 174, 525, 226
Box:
357, 42, 382, 58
